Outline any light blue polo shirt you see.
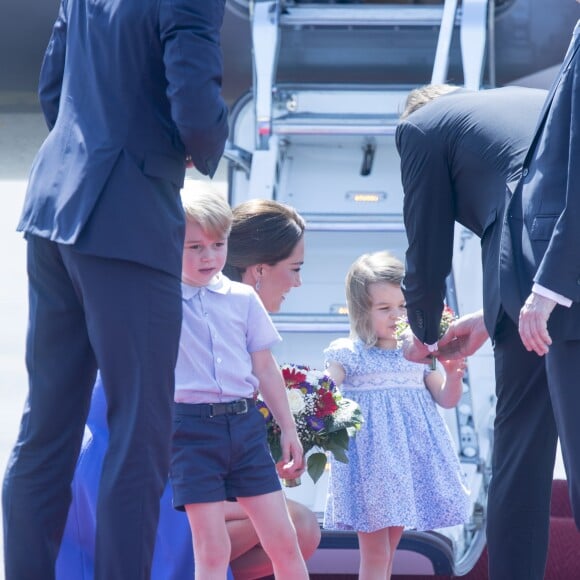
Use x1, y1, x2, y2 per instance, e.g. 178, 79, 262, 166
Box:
174, 274, 281, 404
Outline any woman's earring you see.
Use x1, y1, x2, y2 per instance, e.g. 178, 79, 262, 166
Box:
255, 266, 263, 292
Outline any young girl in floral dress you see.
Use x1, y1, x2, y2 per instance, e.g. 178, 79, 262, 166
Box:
323, 251, 470, 579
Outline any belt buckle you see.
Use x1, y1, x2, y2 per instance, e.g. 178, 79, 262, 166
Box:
235, 399, 248, 415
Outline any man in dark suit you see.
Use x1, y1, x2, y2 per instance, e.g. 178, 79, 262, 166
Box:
396, 85, 545, 345
495, 16, 580, 580
395, 85, 561, 579
2, 0, 228, 578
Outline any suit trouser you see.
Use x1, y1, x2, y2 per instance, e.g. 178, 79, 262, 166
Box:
487, 313, 580, 579
545, 339, 580, 525
2, 236, 182, 580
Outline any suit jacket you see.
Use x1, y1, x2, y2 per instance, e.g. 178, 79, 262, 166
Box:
396, 86, 546, 344
17, 0, 229, 278
500, 21, 580, 340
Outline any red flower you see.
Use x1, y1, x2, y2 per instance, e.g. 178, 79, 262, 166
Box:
315, 389, 339, 418
282, 365, 308, 385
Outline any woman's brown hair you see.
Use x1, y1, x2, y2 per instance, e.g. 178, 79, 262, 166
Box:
223, 199, 306, 281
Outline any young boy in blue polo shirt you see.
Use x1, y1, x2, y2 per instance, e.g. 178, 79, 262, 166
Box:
170, 186, 309, 580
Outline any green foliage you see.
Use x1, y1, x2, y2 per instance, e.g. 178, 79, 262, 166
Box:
307, 452, 328, 484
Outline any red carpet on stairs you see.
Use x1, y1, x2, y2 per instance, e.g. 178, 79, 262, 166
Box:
308, 480, 580, 580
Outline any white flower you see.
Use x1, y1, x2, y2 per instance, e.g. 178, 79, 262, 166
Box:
287, 389, 306, 415
305, 370, 322, 386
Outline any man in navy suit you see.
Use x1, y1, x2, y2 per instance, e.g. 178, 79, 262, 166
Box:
2, 0, 228, 578
493, 15, 580, 580
395, 84, 556, 579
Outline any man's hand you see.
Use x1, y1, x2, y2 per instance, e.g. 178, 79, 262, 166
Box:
437, 310, 489, 359
518, 292, 556, 356
400, 327, 433, 364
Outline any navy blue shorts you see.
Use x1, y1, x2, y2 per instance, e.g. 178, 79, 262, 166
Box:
170, 400, 281, 509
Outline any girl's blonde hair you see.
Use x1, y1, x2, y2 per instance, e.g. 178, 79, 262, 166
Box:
180, 181, 232, 239
346, 251, 404, 346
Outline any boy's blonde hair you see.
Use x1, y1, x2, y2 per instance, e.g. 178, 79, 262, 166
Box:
400, 83, 459, 120
346, 251, 405, 346
180, 181, 233, 239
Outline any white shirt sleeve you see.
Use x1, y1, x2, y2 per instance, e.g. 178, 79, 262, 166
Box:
532, 283, 572, 308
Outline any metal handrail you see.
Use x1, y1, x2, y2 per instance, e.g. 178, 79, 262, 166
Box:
431, 0, 459, 84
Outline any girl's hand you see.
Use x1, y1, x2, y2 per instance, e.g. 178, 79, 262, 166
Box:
439, 357, 467, 378
425, 358, 466, 408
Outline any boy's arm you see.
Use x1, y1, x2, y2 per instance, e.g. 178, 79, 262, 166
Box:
251, 349, 304, 470
424, 358, 466, 409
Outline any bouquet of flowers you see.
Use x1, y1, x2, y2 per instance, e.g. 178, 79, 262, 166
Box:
396, 305, 457, 370
257, 364, 364, 486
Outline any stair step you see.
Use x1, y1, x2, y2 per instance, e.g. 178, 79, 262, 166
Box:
271, 313, 349, 333
273, 113, 399, 136
304, 220, 405, 232
279, 4, 461, 28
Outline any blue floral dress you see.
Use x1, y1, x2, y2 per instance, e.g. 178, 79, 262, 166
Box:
323, 338, 470, 533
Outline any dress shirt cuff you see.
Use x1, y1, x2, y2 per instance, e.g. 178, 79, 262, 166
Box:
532, 283, 572, 308
425, 341, 438, 353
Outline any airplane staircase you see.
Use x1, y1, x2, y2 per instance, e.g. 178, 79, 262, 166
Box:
226, 0, 496, 575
